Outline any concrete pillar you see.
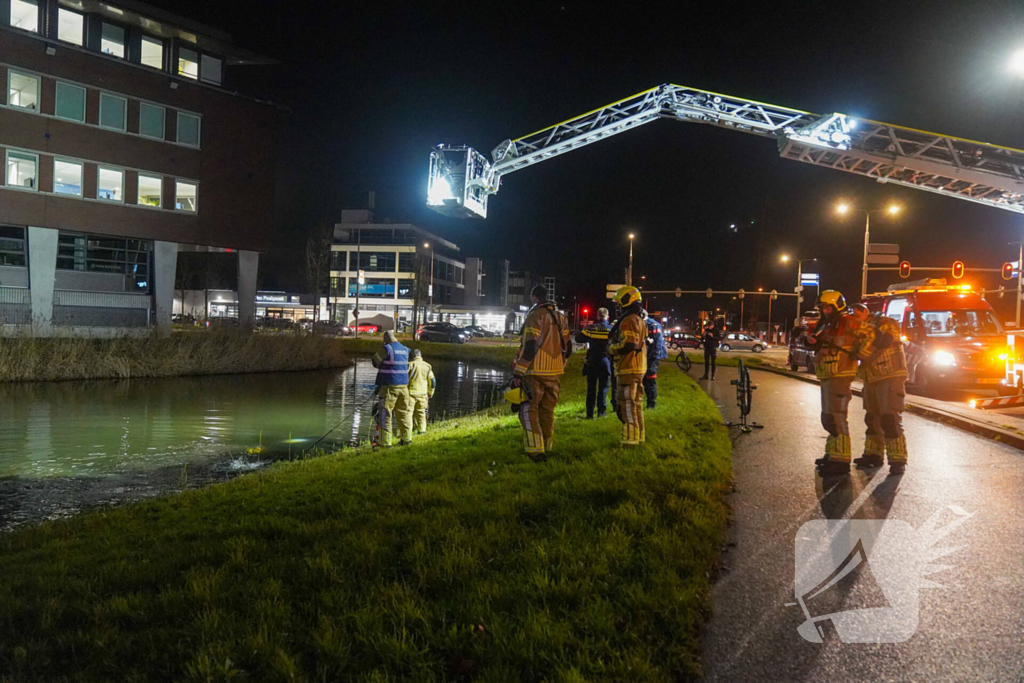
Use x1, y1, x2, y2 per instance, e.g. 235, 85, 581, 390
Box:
237, 250, 259, 327
153, 241, 178, 333
27, 227, 58, 337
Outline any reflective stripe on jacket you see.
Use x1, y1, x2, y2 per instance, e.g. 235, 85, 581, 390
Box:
514, 303, 571, 377
373, 341, 410, 386
408, 358, 436, 395
813, 314, 861, 380
609, 312, 648, 378
857, 314, 908, 383
576, 320, 611, 366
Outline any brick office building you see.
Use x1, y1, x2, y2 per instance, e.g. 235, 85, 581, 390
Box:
0, 0, 283, 334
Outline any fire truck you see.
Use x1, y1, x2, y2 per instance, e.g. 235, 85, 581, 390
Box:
863, 279, 1011, 393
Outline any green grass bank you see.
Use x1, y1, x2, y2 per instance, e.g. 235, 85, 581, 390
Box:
0, 332, 353, 383
0, 352, 732, 682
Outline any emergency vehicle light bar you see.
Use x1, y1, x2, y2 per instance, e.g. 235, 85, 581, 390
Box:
429, 84, 1024, 218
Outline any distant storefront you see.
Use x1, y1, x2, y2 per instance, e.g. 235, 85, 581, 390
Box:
175, 290, 316, 322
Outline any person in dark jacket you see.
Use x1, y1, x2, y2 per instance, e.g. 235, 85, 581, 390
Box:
643, 317, 669, 408
699, 323, 722, 380
575, 307, 612, 418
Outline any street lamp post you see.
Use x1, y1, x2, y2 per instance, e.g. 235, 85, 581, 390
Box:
627, 233, 636, 286
836, 203, 900, 299
780, 254, 818, 321
424, 242, 434, 322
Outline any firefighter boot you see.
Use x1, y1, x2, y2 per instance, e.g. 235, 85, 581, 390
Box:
818, 460, 851, 476
855, 454, 884, 469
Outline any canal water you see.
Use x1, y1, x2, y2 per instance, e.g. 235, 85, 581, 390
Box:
0, 357, 507, 531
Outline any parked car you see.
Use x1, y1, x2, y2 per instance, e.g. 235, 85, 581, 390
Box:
296, 318, 315, 331
172, 313, 197, 326
417, 322, 468, 343
262, 318, 295, 331
313, 320, 346, 336
668, 332, 702, 350
463, 325, 496, 338
206, 316, 239, 328
501, 329, 521, 340
355, 323, 381, 334
788, 324, 818, 373
719, 332, 768, 353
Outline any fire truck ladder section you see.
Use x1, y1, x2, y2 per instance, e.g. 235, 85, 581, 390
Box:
427, 84, 1024, 219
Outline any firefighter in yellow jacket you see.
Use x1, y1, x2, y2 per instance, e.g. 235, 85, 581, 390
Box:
608, 286, 648, 446
512, 285, 572, 460
805, 290, 863, 475
851, 303, 908, 474
408, 349, 436, 434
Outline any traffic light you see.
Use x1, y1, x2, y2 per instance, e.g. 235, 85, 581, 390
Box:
582, 307, 589, 316
899, 260, 911, 279
1003, 262, 1015, 281
951, 261, 965, 279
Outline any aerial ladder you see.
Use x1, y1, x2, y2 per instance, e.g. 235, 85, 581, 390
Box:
426, 83, 1024, 219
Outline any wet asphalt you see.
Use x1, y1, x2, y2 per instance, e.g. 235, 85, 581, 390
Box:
697, 365, 1024, 682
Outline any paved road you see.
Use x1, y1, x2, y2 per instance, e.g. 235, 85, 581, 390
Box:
697, 366, 1024, 682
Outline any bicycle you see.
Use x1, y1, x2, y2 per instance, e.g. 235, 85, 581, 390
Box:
723, 358, 763, 433
675, 350, 693, 372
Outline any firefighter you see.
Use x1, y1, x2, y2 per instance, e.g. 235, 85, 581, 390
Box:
370, 330, 413, 447
851, 303, 908, 475
643, 316, 668, 409
575, 307, 612, 418
699, 322, 721, 380
512, 285, 572, 460
608, 285, 648, 446
408, 348, 436, 435
805, 291, 862, 475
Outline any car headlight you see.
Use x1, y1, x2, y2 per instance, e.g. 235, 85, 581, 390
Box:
932, 350, 957, 367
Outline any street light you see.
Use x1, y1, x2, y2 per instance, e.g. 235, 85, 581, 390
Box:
1010, 49, 1024, 75
424, 242, 434, 321
627, 233, 636, 286
781, 254, 818, 320
836, 202, 901, 298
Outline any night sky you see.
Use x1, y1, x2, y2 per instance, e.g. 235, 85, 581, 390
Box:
154, 0, 1024, 321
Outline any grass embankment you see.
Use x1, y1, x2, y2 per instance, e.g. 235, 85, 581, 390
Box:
0, 353, 732, 682
681, 351, 765, 368
0, 332, 352, 382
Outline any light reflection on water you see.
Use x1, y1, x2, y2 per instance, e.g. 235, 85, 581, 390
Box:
0, 357, 505, 530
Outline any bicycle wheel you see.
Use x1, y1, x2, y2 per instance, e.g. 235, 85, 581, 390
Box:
737, 359, 752, 416
676, 351, 692, 372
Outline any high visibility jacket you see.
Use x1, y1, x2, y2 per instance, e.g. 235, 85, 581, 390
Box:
609, 312, 648, 378
513, 303, 571, 377
811, 313, 861, 380
408, 358, 436, 396
372, 341, 410, 386
856, 313, 908, 383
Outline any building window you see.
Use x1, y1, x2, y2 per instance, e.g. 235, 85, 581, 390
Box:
200, 55, 222, 85
140, 36, 164, 69
178, 47, 199, 79
7, 71, 39, 110
5, 151, 37, 190
0, 226, 26, 267
329, 277, 345, 295
101, 23, 125, 58
97, 167, 123, 202
99, 93, 127, 131
139, 103, 165, 139
349, 278, 395, 298
175, 180, 197, 212
53, 159, 83, 196
137, 174, 162, 207
54, 82, 86, 122
176, 112, 201, 147
57, 234, 151, 292
331, 251, 348, 271
398, 279, 415, 298
357, 251, 396, 272
9, 0, 37, 32
398, 252, 415, 273
57, 8, 84, 45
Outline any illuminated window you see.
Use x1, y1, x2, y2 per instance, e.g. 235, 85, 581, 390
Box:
101, 23, 125, 58
178, 48, 199, 79
55, 82, 86, 122
200, 55, 222, 85
139, 103, 165, 139
5, 151, 37, 190
9, 0, 37, 32
99, 93, 127, 131
176, 112, 201, 147
53, 159, 83, 196
57, 8, 84, 45
7, 71, 39, 110
97, 167, 123, 202
175, 181, 197, 212
137, 174, 162, 207
140, 36, 164, 69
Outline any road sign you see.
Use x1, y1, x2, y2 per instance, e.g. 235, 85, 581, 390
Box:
675, 287, 682, 298
770, 289, 778, 300
868, 243, 900, 254
867, 254, 900, 264
706, 288, 713, 298
606, 283, 626, 291
800, 273, 819, 285
738, 288, 745, 299
794, 285, 804, 293
606, 291, 615, 299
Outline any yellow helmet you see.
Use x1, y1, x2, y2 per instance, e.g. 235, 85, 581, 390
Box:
818, 290, 847, 312
504, 386, 529, 404
613, 285, 642, 308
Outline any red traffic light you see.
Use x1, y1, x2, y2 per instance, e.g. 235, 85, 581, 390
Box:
1003, 262, 1015, 281
582, 308, 589, 315
951, 261, 965, 279
899, 260, 911, 279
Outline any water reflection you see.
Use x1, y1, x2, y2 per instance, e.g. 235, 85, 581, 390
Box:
0, 357, 505, 530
